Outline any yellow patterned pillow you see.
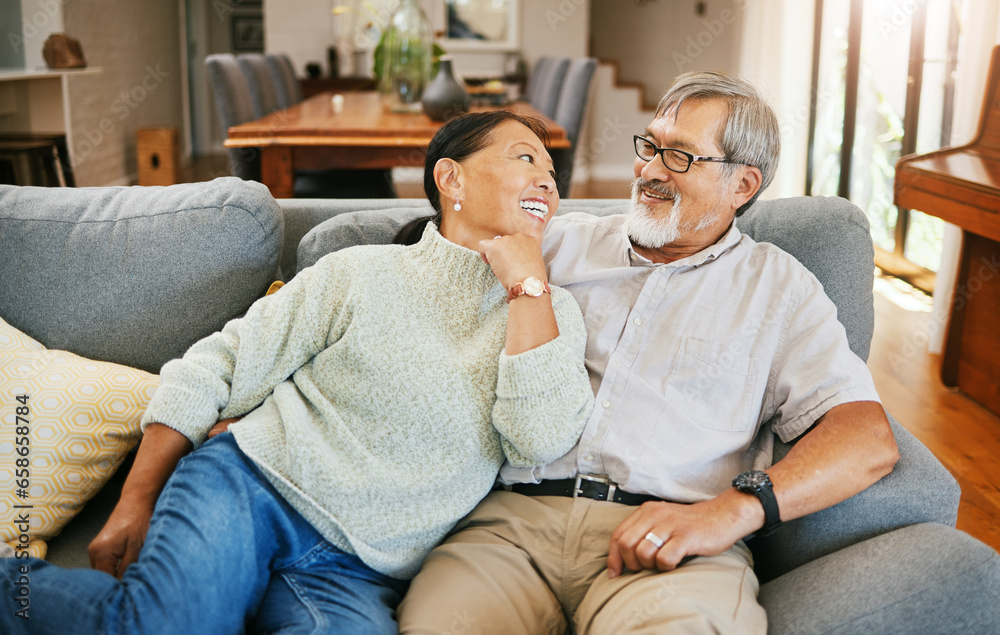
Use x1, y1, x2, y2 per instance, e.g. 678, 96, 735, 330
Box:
0, 317, 159, 559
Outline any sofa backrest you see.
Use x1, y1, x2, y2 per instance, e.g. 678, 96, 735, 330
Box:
0, 178, 282, 373
290, 196, 876, 361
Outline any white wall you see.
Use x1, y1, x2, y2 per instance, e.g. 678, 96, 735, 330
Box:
591, 0, 745, 108
19, 0, 65, 71
62, 0, 185, 186
738, 0, 814, 202
264, 0, 339, 77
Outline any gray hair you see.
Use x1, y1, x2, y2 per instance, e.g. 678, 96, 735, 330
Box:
654, 71, 780, 216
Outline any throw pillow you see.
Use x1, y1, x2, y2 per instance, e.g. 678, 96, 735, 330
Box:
0, 318, 159, 559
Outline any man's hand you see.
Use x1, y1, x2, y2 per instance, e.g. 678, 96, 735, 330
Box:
88, 496, 155, 578
208, 417, 242, 438
607, 491, 763, 578
605, 401, 898, 579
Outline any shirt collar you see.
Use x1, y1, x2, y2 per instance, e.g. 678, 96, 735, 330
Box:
624, 220, 743, 268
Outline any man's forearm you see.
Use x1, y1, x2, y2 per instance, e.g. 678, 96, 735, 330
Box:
764, 400, 899, 524
594, 401, 899, 576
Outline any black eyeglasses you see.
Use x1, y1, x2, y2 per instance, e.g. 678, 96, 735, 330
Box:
633, 135, 737, 173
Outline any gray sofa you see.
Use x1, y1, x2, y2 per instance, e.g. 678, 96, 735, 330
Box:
2, 177, 998, 633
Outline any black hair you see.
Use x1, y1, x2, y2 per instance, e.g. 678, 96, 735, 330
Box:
393, 111, 550, 245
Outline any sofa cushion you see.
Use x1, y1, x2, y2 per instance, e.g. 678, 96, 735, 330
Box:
0, 177, 282, 373
0, 317, 158, 558
296, 206, 431, 274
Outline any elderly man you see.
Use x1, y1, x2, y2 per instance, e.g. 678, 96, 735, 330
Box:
398, 71, 899, 634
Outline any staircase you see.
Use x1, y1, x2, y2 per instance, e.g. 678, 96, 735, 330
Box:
576, 60, 656, 184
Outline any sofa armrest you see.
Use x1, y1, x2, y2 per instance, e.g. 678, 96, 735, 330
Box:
759, 523, 1000, 634
750, 414, 960, 582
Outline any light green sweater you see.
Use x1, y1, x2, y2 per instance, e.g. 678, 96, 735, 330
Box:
142, 224, 593, 579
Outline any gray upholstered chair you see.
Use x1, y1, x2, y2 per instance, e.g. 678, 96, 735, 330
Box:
551, 57, 598, 198
527, 56, 570, 119
266, 53, 302, 110
204, 53, 260, 181
238, 53, 282, 119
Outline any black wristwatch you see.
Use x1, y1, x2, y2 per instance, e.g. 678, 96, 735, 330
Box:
732, 470, 781, 537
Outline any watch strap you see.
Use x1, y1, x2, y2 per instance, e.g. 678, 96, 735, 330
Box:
754, 483, 781, 536
733, 471, 781, 537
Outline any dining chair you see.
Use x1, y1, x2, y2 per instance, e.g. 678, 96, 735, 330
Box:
205, 53, 260, 181
525, 57, 554, 107
551, 57, 598, 198
527, 56, 570, 119
238, 53, 282, 119
266, 53, 302, 109
206, 54, 395, 198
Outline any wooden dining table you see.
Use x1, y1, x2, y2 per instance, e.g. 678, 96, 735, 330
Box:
224, 91, 570, 199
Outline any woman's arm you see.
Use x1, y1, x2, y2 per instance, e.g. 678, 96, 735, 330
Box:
477, 234, 559, 355
478, 234, 593, 464
88, 423, 192, 578
145, 262, 344, 446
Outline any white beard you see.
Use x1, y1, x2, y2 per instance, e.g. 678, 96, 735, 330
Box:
623, 178, 729, 249
623, 179, 683, 248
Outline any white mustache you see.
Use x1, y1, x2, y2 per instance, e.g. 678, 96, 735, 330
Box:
633, 177, 678, 199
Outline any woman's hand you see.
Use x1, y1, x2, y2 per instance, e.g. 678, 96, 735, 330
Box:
88, 495, 155, 578
479, 233, 559, 355
477, 233, 548, 292
88, 423, 193, 577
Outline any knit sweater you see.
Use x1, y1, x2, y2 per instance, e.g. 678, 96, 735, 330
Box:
141, 224, 593, 579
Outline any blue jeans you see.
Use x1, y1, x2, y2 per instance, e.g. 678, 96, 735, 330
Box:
1, 433, 407, 634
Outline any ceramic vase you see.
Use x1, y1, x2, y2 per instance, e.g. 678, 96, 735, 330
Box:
421, 57, 470, 121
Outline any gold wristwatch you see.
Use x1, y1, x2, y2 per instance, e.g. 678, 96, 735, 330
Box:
506, 276, 550, 303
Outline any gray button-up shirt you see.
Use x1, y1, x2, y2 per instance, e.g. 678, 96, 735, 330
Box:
500, 213, 881, 502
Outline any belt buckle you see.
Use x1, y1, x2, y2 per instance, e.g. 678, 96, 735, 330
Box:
573, 473, 617, 502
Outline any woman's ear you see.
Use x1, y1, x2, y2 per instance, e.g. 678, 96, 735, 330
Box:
434, 158, 463, 206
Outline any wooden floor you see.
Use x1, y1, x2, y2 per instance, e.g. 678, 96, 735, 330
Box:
186, 161, 999, 552
868, 275, 1000, 553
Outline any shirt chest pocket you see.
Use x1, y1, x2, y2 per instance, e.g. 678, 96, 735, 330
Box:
666, 337, 761, 433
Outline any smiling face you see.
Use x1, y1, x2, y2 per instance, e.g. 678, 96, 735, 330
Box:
437, 119, 559, 249
625, 97, 758, 262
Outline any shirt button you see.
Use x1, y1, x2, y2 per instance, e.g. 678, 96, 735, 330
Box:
602, 400, 611, 409
585, 454, 594, 461
634, 317, 642, 326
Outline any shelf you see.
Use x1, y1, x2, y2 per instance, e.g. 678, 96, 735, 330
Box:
0, 67, 102, 82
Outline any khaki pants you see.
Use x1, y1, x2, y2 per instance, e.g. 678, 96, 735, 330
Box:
398, 491, 766, 635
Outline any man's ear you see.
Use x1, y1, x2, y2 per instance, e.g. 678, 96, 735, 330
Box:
732, 165, 763, 211
434, 158, 463, 204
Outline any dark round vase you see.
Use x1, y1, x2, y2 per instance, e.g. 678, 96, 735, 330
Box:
421, 58, 470, 121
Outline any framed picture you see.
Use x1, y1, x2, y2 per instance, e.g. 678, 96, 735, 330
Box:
232, 15, 264, 52
436, 0, 520, 52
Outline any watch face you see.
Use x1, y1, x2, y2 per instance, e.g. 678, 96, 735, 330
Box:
735, 470, 771, 491
523, 277, 545, 296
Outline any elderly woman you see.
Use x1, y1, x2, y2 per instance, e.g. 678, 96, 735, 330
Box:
1, 112, 593, 634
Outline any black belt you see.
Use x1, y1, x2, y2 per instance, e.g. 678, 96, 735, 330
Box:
507, 475, 661, 506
